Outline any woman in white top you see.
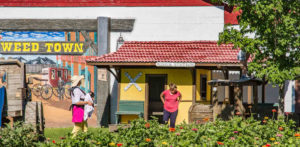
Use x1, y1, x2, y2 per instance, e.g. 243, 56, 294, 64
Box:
70, 75, 92, 136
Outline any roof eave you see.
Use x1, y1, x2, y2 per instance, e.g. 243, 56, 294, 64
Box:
87, 62, 243, 68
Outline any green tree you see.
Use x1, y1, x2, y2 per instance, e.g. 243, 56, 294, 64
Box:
215, 0, 299, 116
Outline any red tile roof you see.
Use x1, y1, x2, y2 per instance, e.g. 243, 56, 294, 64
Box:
87, 41, 240, 64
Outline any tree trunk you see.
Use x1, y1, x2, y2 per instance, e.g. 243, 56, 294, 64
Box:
278, 84, 285, 117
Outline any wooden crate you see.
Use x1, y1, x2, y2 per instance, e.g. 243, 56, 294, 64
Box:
188, 104, 213, 124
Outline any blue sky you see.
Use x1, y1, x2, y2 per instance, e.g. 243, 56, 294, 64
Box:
0, 31, 65, 61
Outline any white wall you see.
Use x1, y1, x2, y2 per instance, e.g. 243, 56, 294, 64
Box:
0, 6, 224, 51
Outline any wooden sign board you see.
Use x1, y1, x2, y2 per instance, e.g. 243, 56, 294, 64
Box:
98, 69, 107, 81
0, 41, 88, 55
156, 62, 195, 67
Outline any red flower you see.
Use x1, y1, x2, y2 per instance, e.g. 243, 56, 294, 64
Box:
266, 144, 271, 147
236, 112, 241, 115
52, 140, 56, 144
145, 122, 150, 128
192, 128, 198, 132
278, 127, 284, 131
272, 109, 277, 113
295, 133, 300, 137
217, 141, 224, 145
180, 126, 184, 129
60, 137, 66, 140
117, 143, 123, 146
169, 128, 176, 132
262, 120, 267, 123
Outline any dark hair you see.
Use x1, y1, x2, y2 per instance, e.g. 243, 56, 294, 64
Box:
89, 91, 94, 98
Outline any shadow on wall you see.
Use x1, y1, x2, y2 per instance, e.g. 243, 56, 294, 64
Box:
110, 79, 118, 124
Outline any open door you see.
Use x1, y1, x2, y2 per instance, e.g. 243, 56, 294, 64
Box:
146, 74, 167, 123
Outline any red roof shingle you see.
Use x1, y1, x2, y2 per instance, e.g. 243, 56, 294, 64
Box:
87, 41, 240, 64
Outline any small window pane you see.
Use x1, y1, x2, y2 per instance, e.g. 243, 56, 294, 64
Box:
58, 70, 62, 78
51, 70, 56, 80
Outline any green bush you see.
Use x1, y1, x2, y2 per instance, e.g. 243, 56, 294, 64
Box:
0, 122, 40, 147
42, 116, 300, 147
1, 114, 300, 146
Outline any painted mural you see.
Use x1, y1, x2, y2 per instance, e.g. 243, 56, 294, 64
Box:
0, 31, 98, 127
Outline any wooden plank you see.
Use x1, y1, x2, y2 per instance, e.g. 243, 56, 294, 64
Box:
7, 106, 23, 112
0, 19, 135, 32
7, 111, 22, 117
0, 60, 22, 67
7, 100, 23, 105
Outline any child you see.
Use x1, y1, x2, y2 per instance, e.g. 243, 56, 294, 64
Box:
84, 91, 94, 121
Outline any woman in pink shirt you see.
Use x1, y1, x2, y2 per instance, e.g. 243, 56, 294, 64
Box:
160, 83, 182, 128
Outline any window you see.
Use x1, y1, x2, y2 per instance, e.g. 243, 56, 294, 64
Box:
51, 69, 56, 80
58, 70, 62, 78
200, 75, 207, 100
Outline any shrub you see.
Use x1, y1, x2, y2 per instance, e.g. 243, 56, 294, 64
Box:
0, 122, 40, 147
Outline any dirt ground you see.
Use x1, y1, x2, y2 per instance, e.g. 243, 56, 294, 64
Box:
29, 74, 98, 128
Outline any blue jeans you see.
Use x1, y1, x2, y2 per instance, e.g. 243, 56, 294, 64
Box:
163, 109, 178, 128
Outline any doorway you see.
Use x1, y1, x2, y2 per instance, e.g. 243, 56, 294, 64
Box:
146, 74, 167, 123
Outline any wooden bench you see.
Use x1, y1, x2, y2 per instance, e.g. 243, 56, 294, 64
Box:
115, 100, 144, 124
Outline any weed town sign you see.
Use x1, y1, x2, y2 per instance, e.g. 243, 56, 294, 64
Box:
0, 41, 87, 55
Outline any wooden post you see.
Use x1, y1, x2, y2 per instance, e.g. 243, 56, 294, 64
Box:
234, 86, 245, 116
223, 69, 229, 101
192, 68, 196, 104
96, 17, 110, 126
253, 85, 258, 112
247, 86, 252, 104
144, 83, 149, 121
212, 86, 218, 121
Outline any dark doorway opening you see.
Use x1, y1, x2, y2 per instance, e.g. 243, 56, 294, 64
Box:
146, 75, 167, 123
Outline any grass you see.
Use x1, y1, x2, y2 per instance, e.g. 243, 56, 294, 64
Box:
44, 127, 107, 142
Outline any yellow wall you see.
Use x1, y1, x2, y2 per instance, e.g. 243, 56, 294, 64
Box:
119, 68, 210, 124
196, 69, 211, 104
120, 69, 193, 101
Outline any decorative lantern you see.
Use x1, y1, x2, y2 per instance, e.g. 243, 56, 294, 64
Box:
116, 33, 124, 50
